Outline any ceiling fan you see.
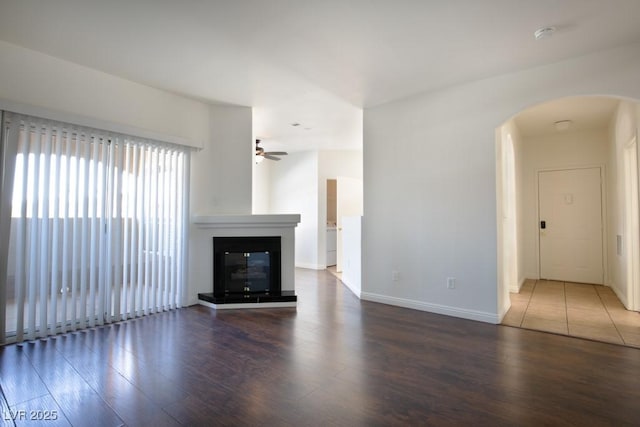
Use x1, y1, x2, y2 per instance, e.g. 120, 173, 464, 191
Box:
255, 139, 288, 162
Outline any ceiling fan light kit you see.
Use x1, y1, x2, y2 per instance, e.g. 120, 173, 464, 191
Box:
255, 139, 288, 162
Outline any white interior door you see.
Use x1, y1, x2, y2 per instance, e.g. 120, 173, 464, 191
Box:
538, 167, 603, 284
336, 176, 363, 272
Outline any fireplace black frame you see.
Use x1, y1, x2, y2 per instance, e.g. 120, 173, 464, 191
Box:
213, 236, 281, 296
198, 236, 296, 305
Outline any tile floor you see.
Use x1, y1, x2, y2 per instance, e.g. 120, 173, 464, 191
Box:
503, 279, 640, 347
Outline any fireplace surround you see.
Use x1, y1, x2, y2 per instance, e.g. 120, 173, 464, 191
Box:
193, 214, 300, 309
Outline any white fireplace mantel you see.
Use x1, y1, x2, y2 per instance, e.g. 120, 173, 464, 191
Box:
192, 214, 301, 229
188, 214, 301, 309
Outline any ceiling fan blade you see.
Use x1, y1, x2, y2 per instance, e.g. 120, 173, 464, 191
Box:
265, 151, 288, 156
264, 154, 281, 161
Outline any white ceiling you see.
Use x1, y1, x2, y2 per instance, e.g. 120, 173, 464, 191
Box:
514, 96, 620, 138
1, 0, 640, 151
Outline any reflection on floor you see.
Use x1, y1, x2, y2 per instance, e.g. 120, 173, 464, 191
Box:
503, 279, 640, 347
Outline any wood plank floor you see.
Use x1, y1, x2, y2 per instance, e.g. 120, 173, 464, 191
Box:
2, 269, 640, 426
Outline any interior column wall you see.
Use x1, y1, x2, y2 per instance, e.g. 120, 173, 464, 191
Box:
268, 151, 320, 269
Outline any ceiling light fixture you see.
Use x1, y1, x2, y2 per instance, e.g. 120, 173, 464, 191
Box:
534, 26, 556, 40
554, 120, 572, 131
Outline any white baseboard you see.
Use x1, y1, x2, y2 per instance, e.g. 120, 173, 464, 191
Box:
296, 263, 325, 270
510, 277, 527, 293
341, 278, 361, 299
610, 282, 630, 309
498, 298, 511, 323
360, 292, 500, 324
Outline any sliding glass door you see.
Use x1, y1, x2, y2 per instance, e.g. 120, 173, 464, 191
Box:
1, 112, 189, 343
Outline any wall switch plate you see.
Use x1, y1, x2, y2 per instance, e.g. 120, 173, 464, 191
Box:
447, 277, 456, 289
392, 270, 400, 281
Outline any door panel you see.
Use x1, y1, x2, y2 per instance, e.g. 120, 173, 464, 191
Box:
539, 168, 603, 284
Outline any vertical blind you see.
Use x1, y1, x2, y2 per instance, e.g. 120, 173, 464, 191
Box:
1, 112, 189, 343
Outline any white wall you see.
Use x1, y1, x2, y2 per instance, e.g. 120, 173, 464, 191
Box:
520, 128, 610, 281
268, 151, 319, 268
0, 40, 209, 146
607, 101, 640, 306
363, 42, 640, 324
342, 216, 362, 297
190, 104, 253, 216
252, 158, 272, 214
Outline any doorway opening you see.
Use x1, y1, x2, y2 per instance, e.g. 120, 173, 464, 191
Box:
497, 96, 640, 347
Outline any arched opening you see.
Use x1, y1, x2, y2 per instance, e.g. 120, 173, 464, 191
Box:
498, 96, 640, 346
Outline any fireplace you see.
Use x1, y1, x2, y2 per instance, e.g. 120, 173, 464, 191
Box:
214, 236, 280, 295
198, 235, 297, 305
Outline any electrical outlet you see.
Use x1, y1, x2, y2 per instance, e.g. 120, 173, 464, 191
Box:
447, 277, 456, 289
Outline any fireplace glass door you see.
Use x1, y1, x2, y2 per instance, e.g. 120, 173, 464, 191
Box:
224, 251, 271, 294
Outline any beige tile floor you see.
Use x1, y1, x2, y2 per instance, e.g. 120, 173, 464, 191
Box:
503, 279, 640, 347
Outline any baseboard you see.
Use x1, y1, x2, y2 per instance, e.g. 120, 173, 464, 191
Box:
498, 298, 511, 323
296, 263, 325, 270
509, 276, 527, 293
341, 277, 361, 299
360, 292, 500, 324
610, 282, 630, 309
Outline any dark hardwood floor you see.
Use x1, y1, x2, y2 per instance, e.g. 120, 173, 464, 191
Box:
1, 269, 640, 426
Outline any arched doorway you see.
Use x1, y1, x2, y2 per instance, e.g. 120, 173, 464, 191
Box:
497, 96, 640, 347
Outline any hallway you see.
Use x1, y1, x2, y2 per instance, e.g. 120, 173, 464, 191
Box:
503, 280, 640, 347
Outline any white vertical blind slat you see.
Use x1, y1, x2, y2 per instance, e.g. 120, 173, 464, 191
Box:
26, 127, 41, 340
120, 144, 129, 319
128, 144, 139, 318
111, 140, 124, 322
60, 136, 72, 334
13, 128, 29, 342
136, 145, 147, 317
49, 130, 63, 331
142, 147, 151, 315
180, 151, 189, 307
96, 138, 108, 326
103, 139, 114, 323
160, 149, 170, 310
156, 148, 164, 311
171, 150, 178, 308
79, 139, 91, 330
88, 139, 99, 327
70, 136, 82, 331
38, 126, 52, 337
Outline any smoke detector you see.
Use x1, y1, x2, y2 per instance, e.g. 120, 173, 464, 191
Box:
534, 26, 556, 40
